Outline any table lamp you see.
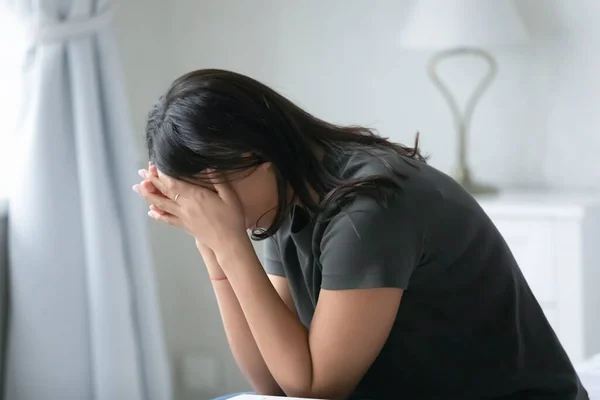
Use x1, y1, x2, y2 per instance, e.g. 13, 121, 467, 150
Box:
399, 0, 529, 194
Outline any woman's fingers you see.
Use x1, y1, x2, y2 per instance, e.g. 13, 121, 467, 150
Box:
142, 165, 218, 209
208, 169, 237, 205
138, 164, 186, 230
150, 204, 168, 215
138, 169, 158, 193
136, 180, 181, 216
155, 170, 199, 201
147, 175, 171, 198
139, 168, 174, 203
139, 168, 165, 195
148, 209, 185, 229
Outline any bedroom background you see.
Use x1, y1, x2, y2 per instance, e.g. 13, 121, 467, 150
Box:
0, 0, 599, 399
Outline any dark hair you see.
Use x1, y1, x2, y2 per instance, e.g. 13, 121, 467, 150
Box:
146, 69, 426, 239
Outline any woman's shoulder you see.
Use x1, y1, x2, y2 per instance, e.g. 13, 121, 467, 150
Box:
329, 145, 426, 184
321, 144, 488, 232
332, 145, 480, 204
325, 145, 440, 207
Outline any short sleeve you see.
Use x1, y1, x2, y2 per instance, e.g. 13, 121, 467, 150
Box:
263, 236, 286, 277
319, 192, 425, 290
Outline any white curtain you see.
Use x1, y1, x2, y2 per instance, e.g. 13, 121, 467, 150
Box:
3, 1, 173, 399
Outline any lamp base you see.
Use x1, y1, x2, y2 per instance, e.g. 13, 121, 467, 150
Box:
453, 166, 498, 195
461, 180, 498, 195
429, 48, 499, 197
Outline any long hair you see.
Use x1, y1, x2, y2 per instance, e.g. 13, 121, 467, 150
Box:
146, 69, 426, 239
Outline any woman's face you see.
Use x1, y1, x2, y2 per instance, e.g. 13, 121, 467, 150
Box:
223, 163, 279, 231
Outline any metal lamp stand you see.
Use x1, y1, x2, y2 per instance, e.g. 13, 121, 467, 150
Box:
428, 47, 498, 194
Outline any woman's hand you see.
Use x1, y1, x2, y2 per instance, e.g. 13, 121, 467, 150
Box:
135, 165, 192, 235
133, 165, 250, 257
135, 165, 229, 279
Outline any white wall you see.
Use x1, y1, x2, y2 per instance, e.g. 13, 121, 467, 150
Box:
168, 0, 600, 191
535, 0, 600, 189
169, 0, 575, 190
115, 0, 600, 398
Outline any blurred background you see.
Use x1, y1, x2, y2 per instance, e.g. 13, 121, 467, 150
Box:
0, 1, 599, 399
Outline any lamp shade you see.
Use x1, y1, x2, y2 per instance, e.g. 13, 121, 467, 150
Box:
399, 0, 529, 49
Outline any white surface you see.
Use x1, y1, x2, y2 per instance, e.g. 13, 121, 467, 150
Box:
476, 191, 600, 363
398, 0, 529, 49
231, 396, 324, 400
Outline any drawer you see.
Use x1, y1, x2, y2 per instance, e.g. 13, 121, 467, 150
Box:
491, 218, 556, 303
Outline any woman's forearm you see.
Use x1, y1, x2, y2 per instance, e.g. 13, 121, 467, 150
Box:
211, 281, 284, 395
198, 245, 283, 395
216, 241, 314, 397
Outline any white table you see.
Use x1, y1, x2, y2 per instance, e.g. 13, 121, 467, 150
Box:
231, 395, 324, 400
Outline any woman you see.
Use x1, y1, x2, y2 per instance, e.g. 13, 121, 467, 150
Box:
134, 69, 588, 400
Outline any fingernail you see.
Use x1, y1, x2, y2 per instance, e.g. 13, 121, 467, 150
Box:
132, 184, 140, 194
138, 169, 146, 179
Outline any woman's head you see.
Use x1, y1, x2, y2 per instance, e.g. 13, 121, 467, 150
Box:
146, 69, 425, 239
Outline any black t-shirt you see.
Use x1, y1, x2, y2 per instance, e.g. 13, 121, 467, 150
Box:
263, 146, 588, 400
